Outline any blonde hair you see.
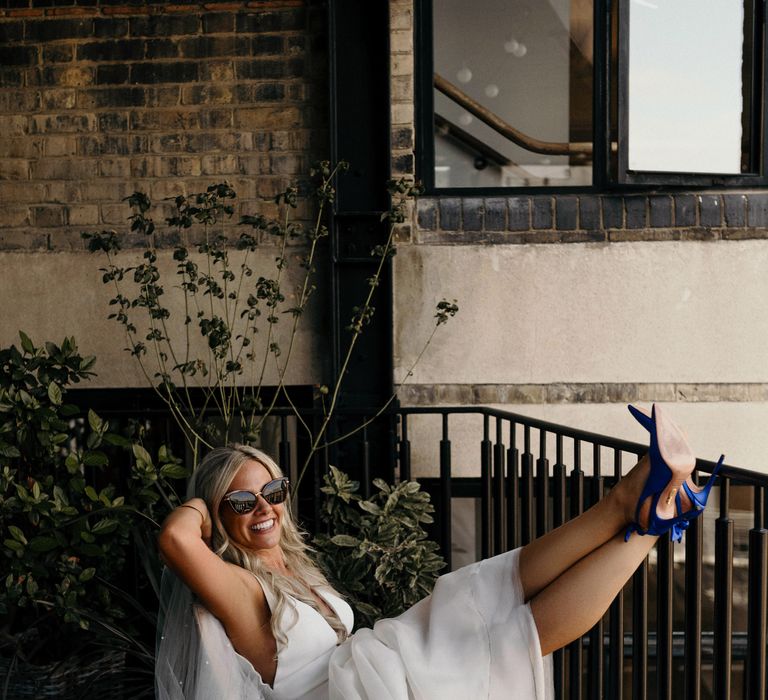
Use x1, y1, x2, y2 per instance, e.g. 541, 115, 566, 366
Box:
190, 444, 348, 647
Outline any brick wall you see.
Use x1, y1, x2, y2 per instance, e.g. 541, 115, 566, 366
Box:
0, 0, 327, 250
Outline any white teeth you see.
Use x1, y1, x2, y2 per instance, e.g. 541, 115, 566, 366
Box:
251, 519, 274, 532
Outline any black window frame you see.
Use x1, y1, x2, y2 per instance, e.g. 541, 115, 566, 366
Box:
415, 0, 768, 195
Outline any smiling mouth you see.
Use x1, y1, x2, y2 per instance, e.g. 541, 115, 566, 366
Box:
251, 518, 276, 533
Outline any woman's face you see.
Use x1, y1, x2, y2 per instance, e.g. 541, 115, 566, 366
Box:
219, 459, 285, 557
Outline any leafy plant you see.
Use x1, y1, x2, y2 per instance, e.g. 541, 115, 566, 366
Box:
82, 163, 458, 482
0, 332, 187, 667
313, 466, 446, 629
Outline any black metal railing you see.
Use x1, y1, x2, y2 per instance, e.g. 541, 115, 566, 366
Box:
280, 404, 766, 700
73, 391, 768, 699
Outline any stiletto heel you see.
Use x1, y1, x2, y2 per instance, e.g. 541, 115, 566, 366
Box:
628, 403, 723, 521
680, 454, 724, 518
625, 404, 694, 543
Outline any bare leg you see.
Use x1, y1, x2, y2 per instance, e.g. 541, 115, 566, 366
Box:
519, 453, 653, 600
531, 531, 656, 655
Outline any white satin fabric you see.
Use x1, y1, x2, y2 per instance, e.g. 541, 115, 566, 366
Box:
155, 548, 553, 700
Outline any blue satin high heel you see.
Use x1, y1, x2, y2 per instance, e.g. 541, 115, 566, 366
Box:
628, 404, 723, 521
625, 404, 693, 543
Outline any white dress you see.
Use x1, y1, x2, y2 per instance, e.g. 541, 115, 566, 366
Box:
155, 548, 553, 700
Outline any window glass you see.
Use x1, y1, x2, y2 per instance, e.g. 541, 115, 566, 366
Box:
432, 0, 594, 188
628, 0, 748, 174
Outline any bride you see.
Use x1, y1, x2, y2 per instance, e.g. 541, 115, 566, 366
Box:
155, 404, 722, 699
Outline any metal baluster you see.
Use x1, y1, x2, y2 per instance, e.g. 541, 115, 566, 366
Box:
589, 444, 604, 700
608, 450, 624, 700
657, 535, 674, 699
399, 413, 411, 482
493, 419, 506, 554
745, 485, 767, 700
521, 426, 534, 546
279, 414, 291, 477
684, 475, 703, 700
507, 423, 519, 551
552, 433, 566, 700
481, 416, 493, 559
439, 414, 452, 570
632, 451, 648, 700
713, 477, 733, 700
360, 422, 371, 499
537, 429, 549, 537
568, 439, 584, 700
632, 558, 648, 700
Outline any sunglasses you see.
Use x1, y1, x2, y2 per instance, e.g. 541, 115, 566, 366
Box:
222, 477, 290, 514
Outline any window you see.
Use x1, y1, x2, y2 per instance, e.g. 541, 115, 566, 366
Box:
417, 0, 767, 191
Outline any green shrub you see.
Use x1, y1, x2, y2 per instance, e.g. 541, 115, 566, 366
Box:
313, 466, 446, 629
0, 333, 187, 663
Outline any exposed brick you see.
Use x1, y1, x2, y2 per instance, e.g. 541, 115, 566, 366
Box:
0, 115, 27, 135
202, 12, 234, 33
234, 106, 301, 128
0, 182, 46, 203
484, 198, 505, 231
699, 194, 722, 227
142, 38, 179, 59
0, 137, 42, 158
130, 62, 198, 84
507, 196, 529, 231
98, 111, 129, 131
649, 195, 672, 228
391, 127, 412, 150
145, 86, 180, 108
0, 46, 38, 66
579, 196, 600, 230
181, 84, 235, 105
32, 205, 66, 227
31, 113, 98, 134
0, 21, 23, 43
24, 18, 93, 41
32, 158, 95, 179
0, 90, 41, 112
41, 88, 77, 110
199, 109, 232, 128
624, 196, 646, 229
555, 196, 577, 230
235, 58, 303, 80
80, 134, 131, 156
235, 9, 306, 33
0, 68, 24, 87
531, 196, 552, 229
157, 156, 201, 177
199, 60, 234, 82
438, 198, 460, 231
462, 198, 483, 231
416, 198, 436, 230
601, 196, 623, 228
748, 193, 768, 227
42, 44, 74, 63
669, 196, 696, 229
93, 17, 129, 38
96, 64, 130, 85
42, 65, 93, 87
129, 14, 199, 37
100, 202, 131, 224
253, 83, 285, 101
0, 159, 30, 180
252, 35, 284, 55
180, 35, 249, 58
78, 87, 146, 109
724, 193, 746, 227
99, 158, 130, 178
391, 153, 413, 174
77, 39, 144, 62
201, 154, 239, 175
0, 206, 30, 228
67, 204, 99, 225
43, 135, 77, 156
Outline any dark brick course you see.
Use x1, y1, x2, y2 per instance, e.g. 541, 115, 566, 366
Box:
579, 196, 600, 230
532, 196, 552, 229
555, 196, 577, 230
699, 195, 722, 227
484, 198, 505, 231
625, 196, 646, 229
724, 194, 746, 227
463, 198, 483, 231
507, 197, 529, 230
438, 198, 461, 231
649, 195, 672, 228
674, 194, 696, 227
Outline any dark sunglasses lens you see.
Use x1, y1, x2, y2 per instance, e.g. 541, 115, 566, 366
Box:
228, 491, 257, 514
262, 478, 289, 504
